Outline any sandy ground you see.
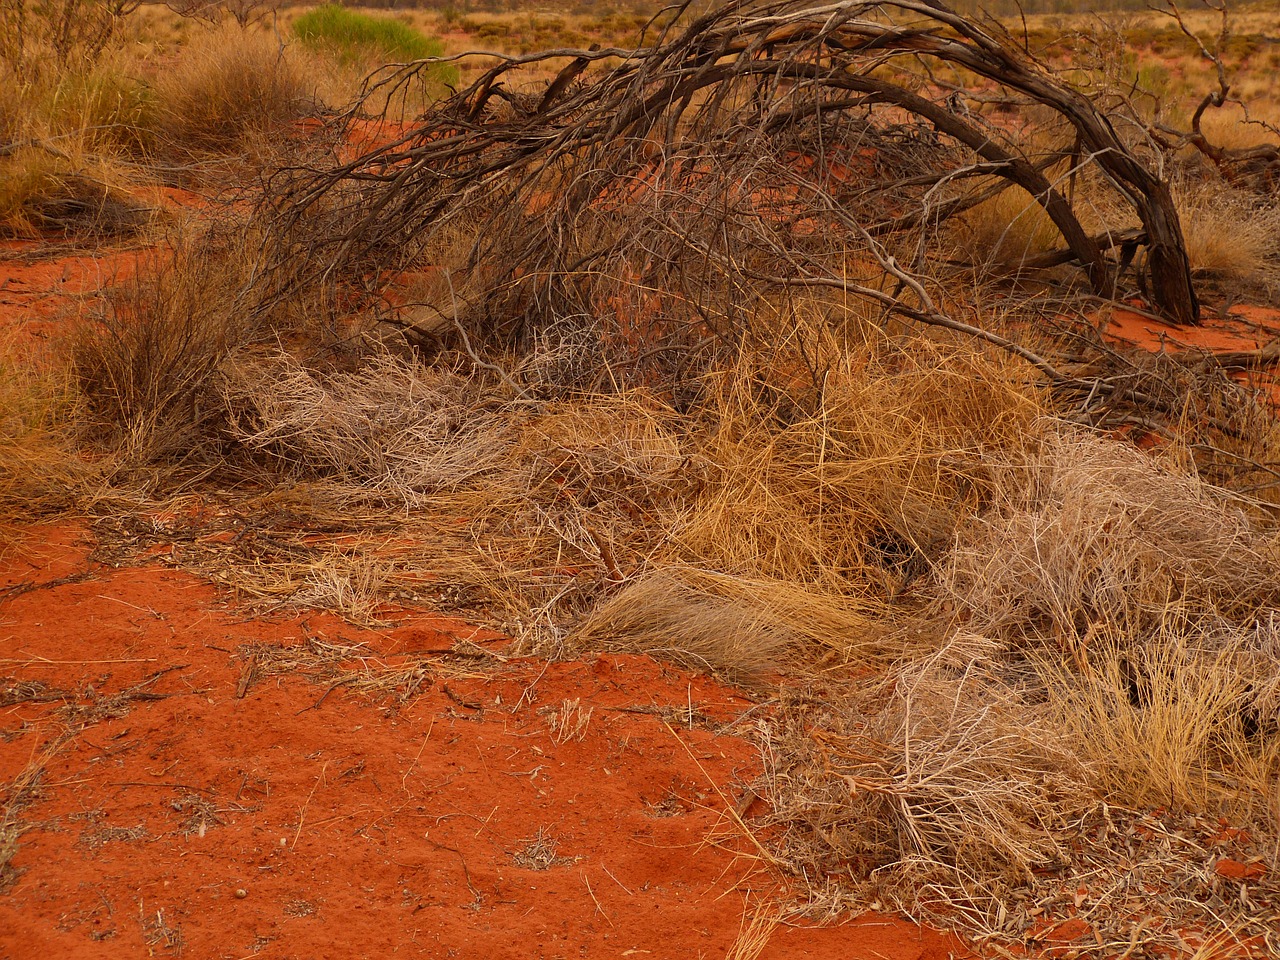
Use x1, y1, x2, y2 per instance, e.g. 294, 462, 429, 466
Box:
0, 521, 966, 960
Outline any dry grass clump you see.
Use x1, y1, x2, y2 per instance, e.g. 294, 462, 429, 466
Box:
169, 351, 692, 633
1172, 180, 1280, 294
0, 15, 322, 235
938, 427, 1280, 652
1035, 619, 1280, 819
953, 186, 1063, 274
0, 46, 153, 237
759, 634, 1088, 919
0, 336, 86, 528
219, 352, 513, 502
146, 24, 314, 164
0, 148, 150, 238
576, 568, 879, 682
751, 422, 1280, 942
186, 320, 1051, 675
677, 329, 1045, 600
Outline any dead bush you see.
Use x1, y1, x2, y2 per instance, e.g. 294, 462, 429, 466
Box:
146, 24, 313, 163
937, 427, 1280, 651
70, 227, 261, 465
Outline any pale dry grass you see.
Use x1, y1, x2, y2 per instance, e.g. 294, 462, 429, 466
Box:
576, 568, 878, 681
1173, 181, 1280, 293
1196, 101, 1280, 152
220, 352, 513, 503
726, 901, 784, 960
757, 633, 1089, 924
146, 23, 314, 163
938, 427, 1280, 653
543, 698, 593, 744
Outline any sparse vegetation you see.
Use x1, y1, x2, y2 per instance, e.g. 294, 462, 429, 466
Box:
3, 0, 1280, 955
145, 24, 312, 161
292, 2, 458, 94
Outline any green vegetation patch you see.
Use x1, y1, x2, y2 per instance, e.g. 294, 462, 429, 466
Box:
292, 5, 445, 65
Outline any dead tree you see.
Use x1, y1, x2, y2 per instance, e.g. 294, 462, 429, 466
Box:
264, 0, 1204, 343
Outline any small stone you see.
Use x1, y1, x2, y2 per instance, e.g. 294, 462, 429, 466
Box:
235, 888, 248, 899
1215, 858, 1266, 882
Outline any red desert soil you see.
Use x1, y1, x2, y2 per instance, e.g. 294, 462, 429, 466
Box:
0, 228, 970, 958
1101, 302, 1280, 406
0, 521, 968, 960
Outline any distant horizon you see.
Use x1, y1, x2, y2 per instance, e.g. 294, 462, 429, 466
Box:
321, 0, 1242, 12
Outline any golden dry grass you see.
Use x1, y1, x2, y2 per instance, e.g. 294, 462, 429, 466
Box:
955, 186, 1069, 273
0, 334, 86, 529
0, 44, 153, 237
1174, 181, 1280, 293
1036, 621, 1280, 819
146, 23, 314, 163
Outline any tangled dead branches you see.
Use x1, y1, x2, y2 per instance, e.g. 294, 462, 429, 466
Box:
264, 0, 1202, 324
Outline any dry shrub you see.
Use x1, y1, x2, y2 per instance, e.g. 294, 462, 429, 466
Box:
218, 353, 512, 502
146, 24, 312, 161
759, 633, 1087, 921
938, 428, 1280, 651
70, 226, 262, 465
195, 318, 1047, 667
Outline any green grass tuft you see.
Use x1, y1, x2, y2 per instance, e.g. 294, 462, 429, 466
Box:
292, 5, 447, 66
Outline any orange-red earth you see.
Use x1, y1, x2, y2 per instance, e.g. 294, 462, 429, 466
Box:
1, 521, 968, 960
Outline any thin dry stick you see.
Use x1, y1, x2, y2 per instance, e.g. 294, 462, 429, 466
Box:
582, 872, 614, 927
291, 759, 330, 851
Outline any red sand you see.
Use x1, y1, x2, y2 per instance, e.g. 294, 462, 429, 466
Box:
1103, 303, 1280, 355
0, 250, 128, 342
0, 522, 967, 960
1101, 303, 1280, 407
